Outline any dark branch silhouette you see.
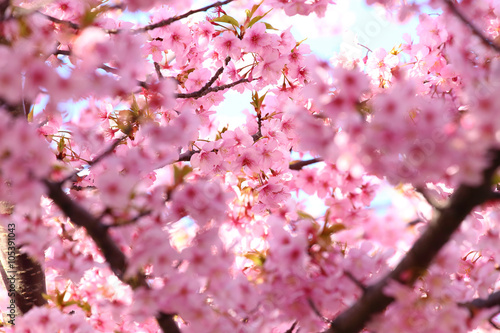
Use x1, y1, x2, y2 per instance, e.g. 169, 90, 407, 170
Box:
37, 0, 234, 35
443, 0, 500, 53
289, 158, 324, 170
324, 150, 500, 333
176, 77, 254, 99
44, 180, 180, 333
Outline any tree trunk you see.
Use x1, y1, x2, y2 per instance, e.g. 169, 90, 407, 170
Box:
0, 204, 47, 325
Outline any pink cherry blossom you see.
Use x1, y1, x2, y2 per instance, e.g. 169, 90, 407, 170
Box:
3, 1, 500, 333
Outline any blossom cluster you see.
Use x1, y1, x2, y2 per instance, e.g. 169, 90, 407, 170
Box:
1, 0, 500, 333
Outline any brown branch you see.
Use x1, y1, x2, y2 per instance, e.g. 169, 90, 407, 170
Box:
55, 50, 247, 101
37, 11, 80, 30
176, 76, 252, 99
0, 0, 10, 20
175, 56, 231, 99
343, 271, 367, 293
460, 290, 500, 330
0, 101, 45, 320
285, 321, 298, 333
308, 298, 330, 323
37, 0, 234, 36
444, 0, 500, 53
324, 149, 500, 333
0, 225, 47, 316
118, 0, 235, 34
460, 290, 500, 310
89, 134, 129, 167
289, 158, 324, 170
71, 185, 97, 191
178, 150, 200, 162
0, 97, 31, 119
62, 130, 131, 184
55, 49, 71, 56
154, 62, 164, 80
414, 186, 445, 211
43, 180, 180, 333
487, 191, 500, 201
44, 181, 128, 279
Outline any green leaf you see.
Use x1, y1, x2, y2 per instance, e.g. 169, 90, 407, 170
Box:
295, 38, 308, 48
247, 15, 263, 29
57, 137, 65, 153
297, 210, 315, 221
130, 94, 140, 114
173, 165, 192, 185
492, 173, 500, 185
324, 223, 346, 234
27, 105, 34, 122
81, 10, 99, 27
258, 91, 268, 105
212, 15, 239, 27
56, 288, 66, 306
263, 22, 278, 30
243, 251, 266, 266
247, 8, 272, 29
249, 0, 264, 19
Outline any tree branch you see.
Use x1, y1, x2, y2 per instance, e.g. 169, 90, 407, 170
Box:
37, 11, 79, 30
289, 158, 324, 170
0, 99, 45, 320
154, 62, 164, 80
62, 129, 131, 184
122, 0, 235, 34
43, 180, 180, 333
414, 186, 445, 211
178, 150, 200, 162
460, 290, 500, 310
443, 0, 500, 53
0, 0, 10, 20
0, 226, 47, 316
324, 149, 500, 333
175, 56, 231, 99
175, 77, 253, 99
37, 0, 234, 35
285, 321, 298, 333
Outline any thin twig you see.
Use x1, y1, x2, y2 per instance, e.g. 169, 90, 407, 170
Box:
284, 321, 298, 333
38, 11, 79, 29
308, 298, 330, 323
443, 0, 500, 53
61, 133, 130, 185
343, 271, 367, 293
71, 185, 97, 191
55, 49, 71, 56
0, 0, 10, 20
414, 186, 445, 211
460, 290, 500, 310
289, 158, 324, 170
118, 0, 235, 34
37, 0, 234, 36
176, 77, 253, 99
175, 57, 231, 98
154, 62, 164, 80
105, 210, 153, 229
178, 150, 200, 162
90, 136, 127, 166
175, 56, 231, 98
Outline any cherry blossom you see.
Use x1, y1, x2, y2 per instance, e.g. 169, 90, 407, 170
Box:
2, 1, 500, 333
